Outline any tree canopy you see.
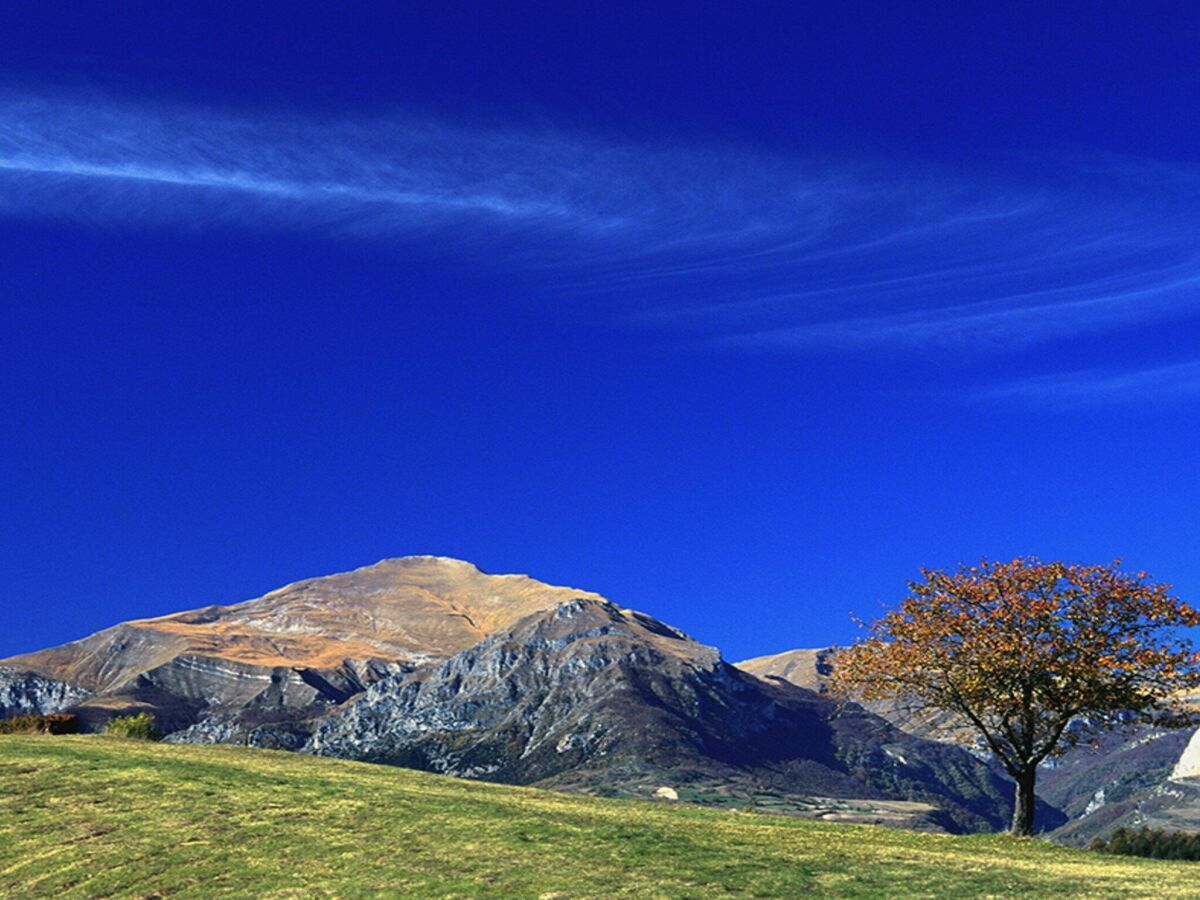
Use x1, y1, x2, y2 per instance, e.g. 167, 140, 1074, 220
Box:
831, 558, 1200, 835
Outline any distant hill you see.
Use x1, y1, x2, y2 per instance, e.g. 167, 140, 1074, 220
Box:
737, 646, 1200, 845
737, 647, 833, 691
2, 736, 1194, 898
736, 646, 965, 741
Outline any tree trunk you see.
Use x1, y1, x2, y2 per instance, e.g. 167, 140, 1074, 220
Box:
1009, 768, 1037, 836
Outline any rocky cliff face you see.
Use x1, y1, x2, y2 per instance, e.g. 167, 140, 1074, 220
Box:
0, 666, 90, 716
1038, 724, 1199, 845
308, 599, 1041, 833
309, 598, 725, 778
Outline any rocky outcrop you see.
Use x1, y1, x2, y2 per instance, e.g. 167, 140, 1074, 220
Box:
0, 666, 90, 716
64, 653, 407, 736
309, 598, 723, 777
1171, 727, 1200, 781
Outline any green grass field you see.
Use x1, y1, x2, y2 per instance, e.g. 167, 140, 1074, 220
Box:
1, 736, 1197, 898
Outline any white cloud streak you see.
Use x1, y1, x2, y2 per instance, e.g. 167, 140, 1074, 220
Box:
974, 360, 1200, 410
1, 87, 1198, 378
0, 93, 590, 228
717, 265, 1200, 353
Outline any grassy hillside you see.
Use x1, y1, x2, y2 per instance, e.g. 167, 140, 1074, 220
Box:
1, 737, 1197, 898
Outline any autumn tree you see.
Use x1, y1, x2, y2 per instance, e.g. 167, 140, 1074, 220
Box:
830, 558, 1200, 836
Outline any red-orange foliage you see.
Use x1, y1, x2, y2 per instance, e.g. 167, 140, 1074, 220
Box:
830, 558, 1200, 835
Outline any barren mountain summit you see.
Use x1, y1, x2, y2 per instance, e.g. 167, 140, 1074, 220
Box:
2, 556, 607, 693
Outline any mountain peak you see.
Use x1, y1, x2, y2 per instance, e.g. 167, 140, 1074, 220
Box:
368, 555, 484, 570
2, 556, 609, 692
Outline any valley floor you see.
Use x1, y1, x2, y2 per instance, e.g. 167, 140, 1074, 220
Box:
0, 736, 1196, 898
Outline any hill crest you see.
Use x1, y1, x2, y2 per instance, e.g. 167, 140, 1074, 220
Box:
2, 555, 607, 691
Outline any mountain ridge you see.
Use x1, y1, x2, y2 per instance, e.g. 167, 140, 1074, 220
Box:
3, 555, 606, 685
301, 596, 1040, 832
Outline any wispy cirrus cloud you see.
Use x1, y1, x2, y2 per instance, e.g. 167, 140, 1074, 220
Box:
2, 86, 1198, 374
0, 88, 894, 251
714, 264, 1200, 353
0, 91, 596, 229
973, 360, 1200, 410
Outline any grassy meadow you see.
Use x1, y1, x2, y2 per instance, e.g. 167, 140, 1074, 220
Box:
1, 735, 1197, 898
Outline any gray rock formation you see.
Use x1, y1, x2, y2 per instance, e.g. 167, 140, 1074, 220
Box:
0, 666, 90, 716
309, 598, 1047, 833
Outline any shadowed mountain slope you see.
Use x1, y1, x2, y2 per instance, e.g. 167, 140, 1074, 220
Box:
738, 647, 1200, 842
309, 599, 1052, 833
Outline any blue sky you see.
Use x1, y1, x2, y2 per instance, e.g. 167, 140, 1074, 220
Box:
2, 2, 1199, 662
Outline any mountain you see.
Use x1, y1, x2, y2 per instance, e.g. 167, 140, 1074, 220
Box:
306, 596, 1038, 832
1025, 717, 1200, 846
2, 556, 601, 732
1039, 726, 1194, 845
6, 556, 603, 685
2, 556, 1054, 832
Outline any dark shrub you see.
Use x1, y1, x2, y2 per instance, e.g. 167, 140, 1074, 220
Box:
0, 714, 42, 734
0, 713, 80, 734
104, 712, 159, 740
43, 713, 80, 734
1093, 826, 1200, 861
